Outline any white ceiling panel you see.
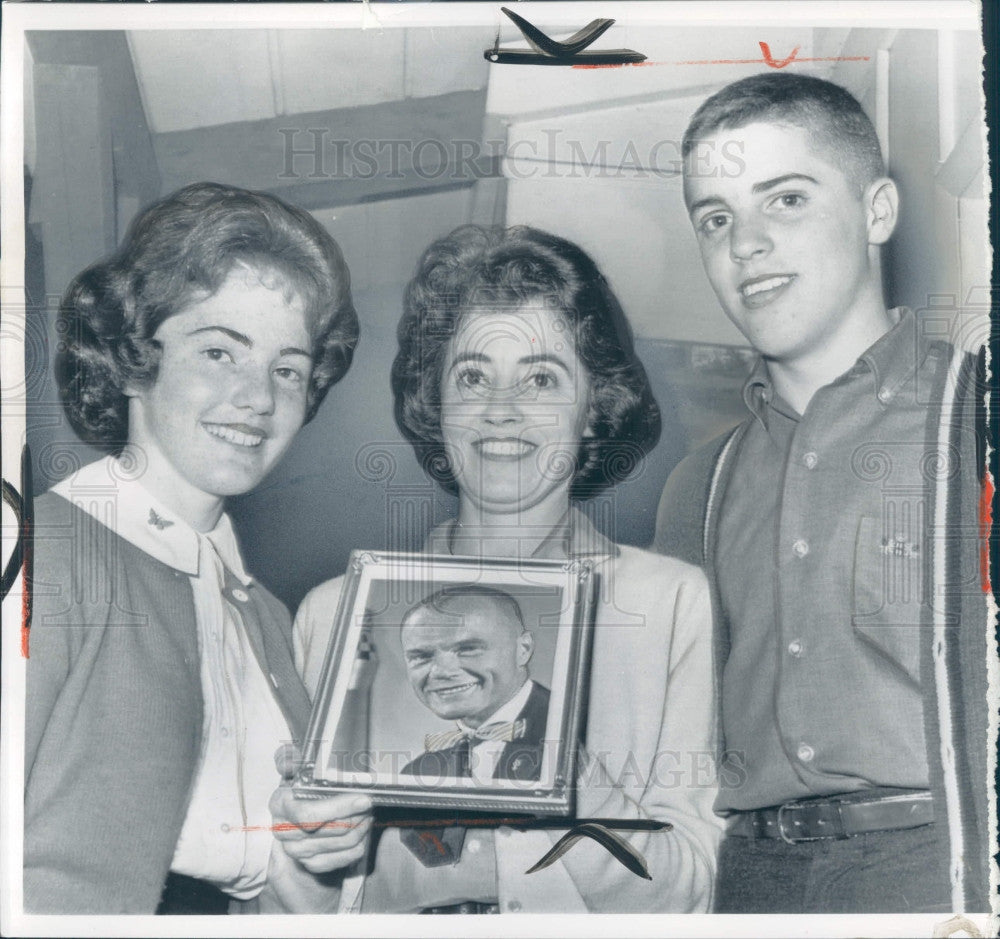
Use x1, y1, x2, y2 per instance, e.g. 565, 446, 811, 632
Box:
312, 187, 473, 301
507, 175, 745, 346
504, 98, 702, 181
275, 30, 406, 115
404, 26, 491, 99
128, 30, 276, 133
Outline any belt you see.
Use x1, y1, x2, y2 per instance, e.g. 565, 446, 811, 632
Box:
730, 790, 934, 844
420, 901, 501, 914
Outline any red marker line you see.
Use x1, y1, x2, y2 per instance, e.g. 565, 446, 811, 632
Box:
236, 815, 541, 834
22, 588, 29, 658
574, 56, 871, 70
21, 514, 32, 658
574, 40, 869, 71
980, 469, 994, 595
240, 820, 362, 833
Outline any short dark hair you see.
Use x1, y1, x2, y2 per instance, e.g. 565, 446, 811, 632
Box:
57, 182, 359, 452
401, 584, 526, 634
682, 73, 885, 191
392, 225, 660, 500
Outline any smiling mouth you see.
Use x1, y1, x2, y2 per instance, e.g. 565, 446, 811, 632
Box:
740, 274, 795, 303
476, 438, 535, 459
428, 680, 480, 698
203, 422, 266, 448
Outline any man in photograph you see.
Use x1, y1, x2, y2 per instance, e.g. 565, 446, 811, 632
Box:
654, 72, 989, 913
398, 585, 550, 783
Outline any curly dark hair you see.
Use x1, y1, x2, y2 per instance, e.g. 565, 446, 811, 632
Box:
57, 181, 359, 452
392, 225, 660, 500
683, 73, 885, 193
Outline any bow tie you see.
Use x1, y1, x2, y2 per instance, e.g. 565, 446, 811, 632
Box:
424, 718, 526, 753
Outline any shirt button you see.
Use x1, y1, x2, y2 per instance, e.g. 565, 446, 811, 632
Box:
221, 726, 230, 737
878, 387, 893, 403
797, 744, 815, 763
221, 823, 231, 833
792, 539, 810, 558
802, 451, 818, 469
232, 588, 249, 603
466, 838, 481, 854
787, 639, 803, 657
507, 900, 522, 912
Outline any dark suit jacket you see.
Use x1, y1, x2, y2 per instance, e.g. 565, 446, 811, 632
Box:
402, 681, 550, 782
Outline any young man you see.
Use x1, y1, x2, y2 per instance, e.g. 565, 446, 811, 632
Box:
654, 73, 989, 913
398, 585, 550, 783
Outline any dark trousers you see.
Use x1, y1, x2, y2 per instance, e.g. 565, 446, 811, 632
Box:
714, 823, 951, 913
156, 872, 230, 915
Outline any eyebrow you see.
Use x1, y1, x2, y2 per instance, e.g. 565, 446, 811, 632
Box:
404, 637, 488, 656
187, 325, 311, 359
752, 173, 819, 194
448, 351, 573, 376
688, 173, 820, 217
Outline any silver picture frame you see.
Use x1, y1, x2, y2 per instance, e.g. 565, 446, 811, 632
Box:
295, 550, 597, 815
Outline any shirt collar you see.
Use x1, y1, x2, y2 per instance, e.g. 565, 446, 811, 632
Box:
52, 456, 251, 584
741, 307, 920, 423
423, 508, 618, 560
854, 307, 920, 406
742, 357, 775, 428
457, 678, 535, 734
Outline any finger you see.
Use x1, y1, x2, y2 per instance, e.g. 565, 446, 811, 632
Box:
281, 818, 372, 860
274, 743, 301, 780
282, 793, 373, 828
273, 813, 371, 840
270, 788, 372, 828
297, 840, 368, 874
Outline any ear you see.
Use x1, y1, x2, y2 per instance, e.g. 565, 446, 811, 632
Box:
516, 630, 534, 668
864, 177, 900, 246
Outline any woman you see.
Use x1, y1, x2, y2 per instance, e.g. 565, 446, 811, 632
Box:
24, 182, 369, 913
295, 225, 723, 913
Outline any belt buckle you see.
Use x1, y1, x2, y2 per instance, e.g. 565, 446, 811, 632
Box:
776, 800, 847, 843
775, 802, 800, 844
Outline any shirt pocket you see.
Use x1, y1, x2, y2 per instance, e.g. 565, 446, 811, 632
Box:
851, 514, 923, 684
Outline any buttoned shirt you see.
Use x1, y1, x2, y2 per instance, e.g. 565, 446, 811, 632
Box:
53, 457, 291, 897
458, 679, 535, 785
714, 308, 934, 812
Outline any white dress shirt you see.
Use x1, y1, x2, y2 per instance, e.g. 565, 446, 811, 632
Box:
456, 679, 535, 785
54, 456, 291, 899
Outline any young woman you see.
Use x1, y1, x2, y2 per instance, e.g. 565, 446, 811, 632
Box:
295, 225, 723, 913
24, 182, 368, 913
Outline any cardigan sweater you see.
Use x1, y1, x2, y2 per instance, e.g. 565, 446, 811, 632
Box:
654, 342, 991, 912
23, 492, 313, 914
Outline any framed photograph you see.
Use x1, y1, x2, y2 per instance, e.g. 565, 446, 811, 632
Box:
295, 550, 596, 815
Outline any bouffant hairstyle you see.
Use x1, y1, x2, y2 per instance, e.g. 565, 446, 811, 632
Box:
682, 73, 885, 193
57, 181, 359, 452
392, 225, 660, 500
